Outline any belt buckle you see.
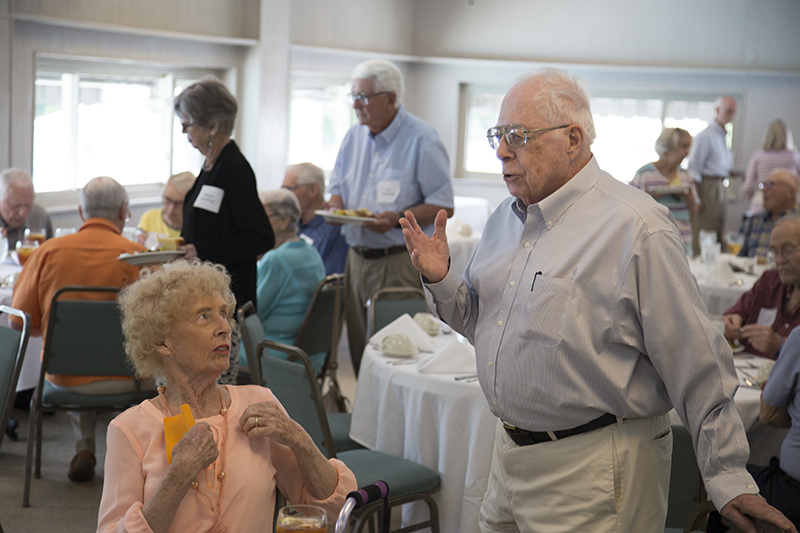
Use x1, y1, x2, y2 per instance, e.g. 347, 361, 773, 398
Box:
502, 421, 517, 432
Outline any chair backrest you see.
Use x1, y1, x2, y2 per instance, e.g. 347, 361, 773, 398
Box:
294, 274, 344, 377
258, 340, 338, 458
366, 286, 429, 337
237, 301, 266, 386
42, 286, 133, 377
666, 424, 704, 529
0, 305, 30, 449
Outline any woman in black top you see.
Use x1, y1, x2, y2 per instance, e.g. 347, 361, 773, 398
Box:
174, 75, 274, 383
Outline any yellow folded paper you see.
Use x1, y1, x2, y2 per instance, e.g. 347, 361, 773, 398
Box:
164, 404, 195, 464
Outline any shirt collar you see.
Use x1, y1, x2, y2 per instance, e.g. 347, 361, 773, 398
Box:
509, 156, 602, 229
371, 105, 406, 147
79, 217, 122, 235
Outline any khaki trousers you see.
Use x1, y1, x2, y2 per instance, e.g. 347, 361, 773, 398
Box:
691, 177, 727, 256
343, 248, 421, 375
479, 414, 672, 533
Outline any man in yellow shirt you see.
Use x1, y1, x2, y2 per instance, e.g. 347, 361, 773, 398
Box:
136, 171, 195, 245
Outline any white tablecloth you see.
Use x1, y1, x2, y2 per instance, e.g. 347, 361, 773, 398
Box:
350, 333, 494, 533
0, 262, 42, 392
688, 255, 759, 315
668, 354, 787, 466
444, 221, 480, 279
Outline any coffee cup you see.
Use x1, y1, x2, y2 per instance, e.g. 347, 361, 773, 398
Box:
414, 313, 441, 336
381, 334, 414, 357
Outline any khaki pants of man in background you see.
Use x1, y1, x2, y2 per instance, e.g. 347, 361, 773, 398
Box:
692, 176, 728, 257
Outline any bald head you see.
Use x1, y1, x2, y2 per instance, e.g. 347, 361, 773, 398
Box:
0, 168, 35, 229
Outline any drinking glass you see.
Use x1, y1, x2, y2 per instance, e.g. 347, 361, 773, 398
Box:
701, 241, 720, 274
54, 227, 77, 238
15, 239, 39, 266
275, 505, 327, 533
726, 232, 744, 256
24, 227, 47, 245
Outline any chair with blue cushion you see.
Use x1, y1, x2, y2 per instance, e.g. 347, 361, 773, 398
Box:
366, 286, 429, 338
0, 305, 31, 449
237, 301, 266, 385
259, 340, 440, 533
23, 286, 156, 507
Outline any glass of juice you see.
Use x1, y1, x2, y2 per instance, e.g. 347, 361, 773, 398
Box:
24, 227, 47, 245
16, 239, 39, 266
275, 505, 326, 533
726, 231, 744, 256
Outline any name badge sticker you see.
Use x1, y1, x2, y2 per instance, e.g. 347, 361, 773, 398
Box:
193, 185, 225, 214
377, 181, 400, 204
756, 307, 778, 326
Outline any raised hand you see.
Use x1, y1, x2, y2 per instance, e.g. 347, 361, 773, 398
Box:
399, 209, 450, 283
240, 400, 305, 449
171, 422, 219, 475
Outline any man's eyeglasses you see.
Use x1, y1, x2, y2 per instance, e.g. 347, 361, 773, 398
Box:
282, 184, 308, 192
486, 124, 570, 149
162, 197, 184, 208
758, 181, 790, 191
768, 246, 798, 261
348, 91, 390, 106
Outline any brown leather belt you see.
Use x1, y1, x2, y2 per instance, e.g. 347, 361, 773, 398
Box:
702, 175, 727, 180
352, 245, 407, 259
503, 413, 619, 446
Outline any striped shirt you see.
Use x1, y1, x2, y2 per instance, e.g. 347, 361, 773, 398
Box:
630, 163, 695, 246
687, 121, 732, 183
426, 157, 756, 509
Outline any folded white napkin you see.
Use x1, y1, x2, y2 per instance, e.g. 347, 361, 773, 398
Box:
417, 338, 477, 374
709, 257, 738, 285
369, 313, 436, 353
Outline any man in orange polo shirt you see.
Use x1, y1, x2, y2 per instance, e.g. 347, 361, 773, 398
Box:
11, 176, 146, 482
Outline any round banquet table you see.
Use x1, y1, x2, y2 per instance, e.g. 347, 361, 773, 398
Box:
349, 333, 494, 533
687, 255, 761, 315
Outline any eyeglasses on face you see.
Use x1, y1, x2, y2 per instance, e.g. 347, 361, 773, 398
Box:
768, 246, 798, 261
282, 184, 308, 192
181, 122, 197, 134
758, 181, 790, 191
162, 197, 184, 208
348, 91, 390, 106
486, 124, 570, 149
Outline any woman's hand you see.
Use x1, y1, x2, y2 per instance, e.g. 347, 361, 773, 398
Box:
178, 243, 198, 260
400, 209, 450, 283
240, 400, 306, 449
171, 422, 219, 476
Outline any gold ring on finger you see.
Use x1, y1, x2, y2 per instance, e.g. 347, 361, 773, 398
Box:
255, 416, 259, 428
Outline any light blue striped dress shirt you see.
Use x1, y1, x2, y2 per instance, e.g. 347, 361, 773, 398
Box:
328, 105, 453, 249
687, 121, 733, 183
425, 157, 758, 509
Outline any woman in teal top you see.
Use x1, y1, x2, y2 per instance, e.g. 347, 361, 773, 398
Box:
253, 189, 326, 373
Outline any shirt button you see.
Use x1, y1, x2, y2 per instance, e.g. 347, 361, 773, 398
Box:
510, 281, 516, 287
498, 320, 503, 326
546, 220, 553, 228
488, 361, 493, 367
493, 400, 497, 406
747, 484, 754, 489
524, 242, 531, 248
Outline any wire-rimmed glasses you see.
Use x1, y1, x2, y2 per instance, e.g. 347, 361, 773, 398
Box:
486, 124, 570, 149
348, 91, 390, 106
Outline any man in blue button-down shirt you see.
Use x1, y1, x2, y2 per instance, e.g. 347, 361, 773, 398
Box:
401, 69, 793, 533
328, 59, 453, 373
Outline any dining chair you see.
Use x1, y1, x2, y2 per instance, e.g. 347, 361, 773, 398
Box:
366, 286, 429, 337
0, 305, 31, 450
664, 424, 705, 533
23, 286, 156, 507
258, 340, 440, 533
237, 301, 265, 385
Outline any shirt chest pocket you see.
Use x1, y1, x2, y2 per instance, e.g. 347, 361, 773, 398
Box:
517, 275, 575, 347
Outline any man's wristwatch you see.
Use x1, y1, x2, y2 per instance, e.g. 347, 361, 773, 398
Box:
396, 211, 405, 229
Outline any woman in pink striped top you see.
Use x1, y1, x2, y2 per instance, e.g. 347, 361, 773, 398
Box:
744, 119, 800, 215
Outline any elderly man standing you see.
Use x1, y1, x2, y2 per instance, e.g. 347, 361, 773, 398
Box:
739, 169, 800, 258
401, 69, 794, 532
282, 162, 349, 275
10, 176, 146, 483
0, 168, 52, 250
725, 214, 800, 359
328, 59, 453, 373
688, 95, 738, 256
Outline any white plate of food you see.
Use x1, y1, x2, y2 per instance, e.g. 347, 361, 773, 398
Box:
117, 250, 186, 266
316, 209, 378, 226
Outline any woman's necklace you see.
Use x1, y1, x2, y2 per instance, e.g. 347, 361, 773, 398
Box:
158, 386, 230, 531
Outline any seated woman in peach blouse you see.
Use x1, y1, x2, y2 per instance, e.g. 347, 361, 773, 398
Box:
97, 260, 356, 532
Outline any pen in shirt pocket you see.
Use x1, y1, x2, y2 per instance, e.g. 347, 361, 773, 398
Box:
531, 271, 542, 291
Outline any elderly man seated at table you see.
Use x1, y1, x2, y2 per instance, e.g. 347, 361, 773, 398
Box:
739, 169, 800, 258
97, 260, 356, 532
283, 162, 349, 275
10, 176, 146, 482
724, 213, 800, 358
0, 167, 52, 250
